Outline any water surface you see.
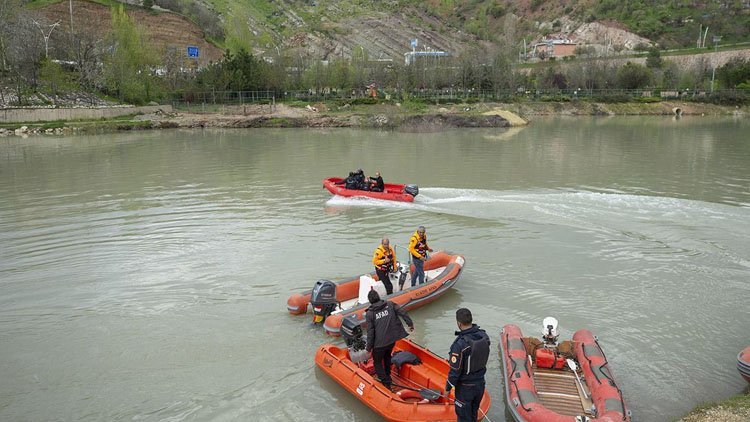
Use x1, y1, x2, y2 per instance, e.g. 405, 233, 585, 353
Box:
1, 116, 748, 421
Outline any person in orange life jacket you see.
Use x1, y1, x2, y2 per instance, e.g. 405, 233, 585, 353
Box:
372, 237, 397, 295
408, 226, 433, 286
446, 308, 490, 422
368, 171, 384, 192
365, 290, 414, 389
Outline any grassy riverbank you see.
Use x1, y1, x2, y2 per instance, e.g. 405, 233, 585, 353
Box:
678, 390, 750, 422
1, 100, 747, 135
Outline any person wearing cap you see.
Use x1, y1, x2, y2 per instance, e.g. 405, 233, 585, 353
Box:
372, 237, 397, 294
446, 308, 490, 422
365, 290, 414, 389
408, 226, 433, 286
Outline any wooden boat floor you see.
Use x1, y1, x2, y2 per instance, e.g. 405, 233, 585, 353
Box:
533, 364, 593, 417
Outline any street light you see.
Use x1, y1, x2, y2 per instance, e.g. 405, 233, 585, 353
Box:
32, 20, 61, 59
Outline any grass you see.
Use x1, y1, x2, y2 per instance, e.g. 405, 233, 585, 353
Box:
678, 392, 750, 421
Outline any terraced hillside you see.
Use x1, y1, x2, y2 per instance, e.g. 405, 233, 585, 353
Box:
31, 0, 750, 62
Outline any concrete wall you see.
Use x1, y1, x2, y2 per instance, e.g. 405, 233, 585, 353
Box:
0, 105, 172, 123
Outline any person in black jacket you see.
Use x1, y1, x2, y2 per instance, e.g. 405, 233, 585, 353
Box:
354, 168, 368, 190
365, 290, 414, 389
445, 308, 490, 422
368, 171, 385, 192
334, 172, 359, 190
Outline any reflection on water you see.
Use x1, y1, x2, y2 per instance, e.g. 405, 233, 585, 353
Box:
1, 117, 749, 421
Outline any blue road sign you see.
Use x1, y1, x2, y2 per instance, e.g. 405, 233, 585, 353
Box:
187, 46, 199, 58
410, 39, 418, 47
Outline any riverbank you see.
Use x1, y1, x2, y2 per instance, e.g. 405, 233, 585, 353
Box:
0, 101, 746, 136
678, 390, 750, 422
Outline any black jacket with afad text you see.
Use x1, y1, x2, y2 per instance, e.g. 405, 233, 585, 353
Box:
365, 300, 414, 351
447, 324, 490, 386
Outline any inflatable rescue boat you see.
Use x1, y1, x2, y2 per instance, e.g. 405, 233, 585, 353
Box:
315, 334, 491, 422
287, 251, 465, 336
323, 177, 419, 202
738, 346, 750, 384
499, 322, 630, 422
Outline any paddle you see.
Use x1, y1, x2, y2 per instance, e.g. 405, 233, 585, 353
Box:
390, 382, 441, 401
566, 358, 588, 399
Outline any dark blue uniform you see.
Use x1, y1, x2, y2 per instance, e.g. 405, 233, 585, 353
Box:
446, 324, 490, 422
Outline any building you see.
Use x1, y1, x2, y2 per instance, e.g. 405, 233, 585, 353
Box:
531, 39, 577, 59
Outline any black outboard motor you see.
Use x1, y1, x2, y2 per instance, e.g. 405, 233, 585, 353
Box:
310, 279, 337, 324
341, 315, 370, 363
404, 184, 419, 197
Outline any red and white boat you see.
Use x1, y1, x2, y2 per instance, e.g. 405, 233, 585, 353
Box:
323, 177, 418, 202
499, 323, 630, 422
287, 251, 465, 336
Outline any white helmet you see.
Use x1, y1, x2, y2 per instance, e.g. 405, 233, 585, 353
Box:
542, 317, 559, 342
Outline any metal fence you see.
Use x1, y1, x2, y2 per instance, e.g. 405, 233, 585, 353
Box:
170, 88, 744, 108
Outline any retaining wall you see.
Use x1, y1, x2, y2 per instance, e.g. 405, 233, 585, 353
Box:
0, 105, 172, 123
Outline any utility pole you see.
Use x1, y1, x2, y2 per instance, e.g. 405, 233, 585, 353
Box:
69, 0, 74, 36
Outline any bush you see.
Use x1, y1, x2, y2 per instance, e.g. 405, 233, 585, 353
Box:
591, 93, 633, 103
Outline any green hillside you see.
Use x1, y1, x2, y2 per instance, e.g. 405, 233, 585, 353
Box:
155, 0, 750, 52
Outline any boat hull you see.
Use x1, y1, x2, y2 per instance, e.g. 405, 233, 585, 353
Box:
323, 177, 415, 202
315, 338, 491, 421
739, 346, 750, 383
287, 251, 465, 336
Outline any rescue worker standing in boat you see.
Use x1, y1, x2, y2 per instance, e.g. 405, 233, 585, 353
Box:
446, 308, 490, 422
372, 237, 397, 295
365, 290, 414, 390
408, 226, 433, 286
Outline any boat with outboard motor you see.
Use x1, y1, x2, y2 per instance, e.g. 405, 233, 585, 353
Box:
738, 345, 750, 383
499, 319, 630, 422
286, 251, 465, 336
315, 320, 491, 422
323, 177, 419, 202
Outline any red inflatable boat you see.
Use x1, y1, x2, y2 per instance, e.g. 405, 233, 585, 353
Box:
323, 177, 418, 202
499, 324, 630, 422
315, 338, 491, 421
738, 345, 750, 383
287, 251, 465, 336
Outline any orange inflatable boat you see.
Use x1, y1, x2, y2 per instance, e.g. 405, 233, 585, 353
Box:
287, 251, 465, 336
499, 323, 630, 422
315, 338, 491, 421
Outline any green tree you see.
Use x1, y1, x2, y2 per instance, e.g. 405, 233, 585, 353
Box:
645, 48, 663, 70
104, 5, 160, 104
615, 62, 652, 89
716, 57, 750, 89
143, 0, 154, 9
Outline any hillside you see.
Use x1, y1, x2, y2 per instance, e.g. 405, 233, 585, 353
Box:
29, 0, 750, 63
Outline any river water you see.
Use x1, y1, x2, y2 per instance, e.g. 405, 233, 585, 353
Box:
1, 117, 748, 422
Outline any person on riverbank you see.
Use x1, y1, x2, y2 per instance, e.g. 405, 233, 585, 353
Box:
365, 290, 414, 389
368, 171, 384, 192
372, 237, 397, 294
446, 308, 490, 422
409, 226, 433, 286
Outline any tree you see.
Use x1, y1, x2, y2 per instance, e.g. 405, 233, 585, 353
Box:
615, 62, 652, 89
103, 5, 160, 104
645, 47, 663, 70
143, 0, 154, 9
716, 57, 750, 89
